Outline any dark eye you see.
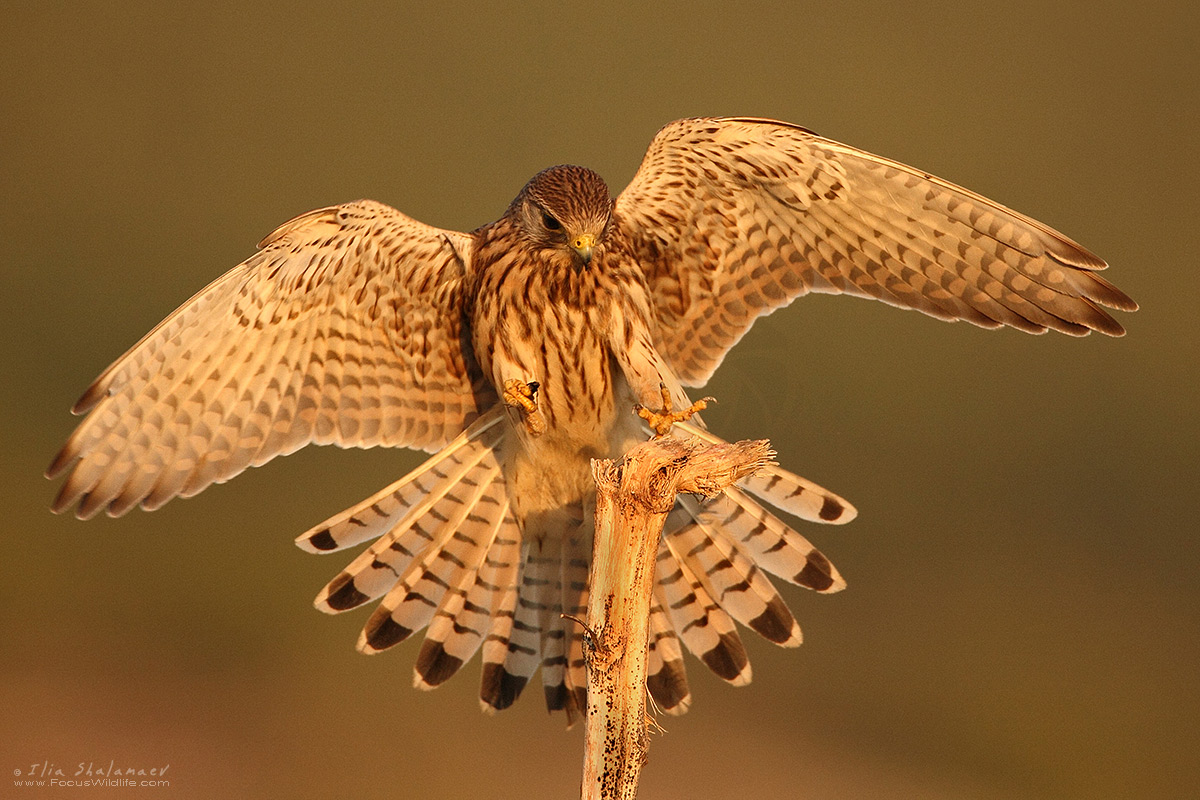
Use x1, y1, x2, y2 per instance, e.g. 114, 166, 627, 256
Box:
541, 211, 562, 231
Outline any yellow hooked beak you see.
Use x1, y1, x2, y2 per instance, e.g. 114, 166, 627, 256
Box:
571, 233, 596, 265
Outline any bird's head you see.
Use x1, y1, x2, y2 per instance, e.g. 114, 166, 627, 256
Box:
514, 165, 612, 268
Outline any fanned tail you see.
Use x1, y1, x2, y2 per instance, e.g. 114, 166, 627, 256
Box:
297, 410, 855, 721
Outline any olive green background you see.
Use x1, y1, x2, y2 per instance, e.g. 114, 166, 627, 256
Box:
4, 2, 1195, 798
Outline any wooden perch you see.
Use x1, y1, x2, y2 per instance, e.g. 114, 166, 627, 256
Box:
578, 435, 773, 800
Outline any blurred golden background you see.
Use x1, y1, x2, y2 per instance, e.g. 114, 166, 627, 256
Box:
4, 2, 1195, 798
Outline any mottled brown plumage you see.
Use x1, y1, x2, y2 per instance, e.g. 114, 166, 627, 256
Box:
48, 117, 1134, 724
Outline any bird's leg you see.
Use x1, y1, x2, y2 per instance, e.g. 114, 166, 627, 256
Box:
636, 382, 713, 437
502, 378, 547, 436
608, 310, 709, 437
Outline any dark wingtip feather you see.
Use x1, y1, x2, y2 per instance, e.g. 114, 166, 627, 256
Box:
647, 660, 691, 713
416, 641, 465, 687
304, 529, 339, 552
1085, 273, 1139, 313
796, 550, 842, 593
71, 381, 108, 415
45, 444, 75, 481
324, 574, 370, 612
700, 631, 750, 683
749, 596, 800, 645
1047, 236, 1108, 272
49, 477, 78, 514
1060, 297, 1127, 337
77, 486, 114, 520
362, 613, 412, 652
49, 447, 97, 512
480, 663, 528, 711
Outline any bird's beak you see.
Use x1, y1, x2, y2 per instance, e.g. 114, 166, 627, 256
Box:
571, 233, 596, 265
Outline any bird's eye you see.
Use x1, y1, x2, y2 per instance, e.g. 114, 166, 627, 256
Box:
541, 211, 562, 231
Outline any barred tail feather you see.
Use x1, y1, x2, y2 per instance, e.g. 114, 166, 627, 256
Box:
672, 495, 802, 646
357, 462, 505, 653
675, 420, 856, 525
414, 498, 520, 689
528, 533, 569, 716
656, 509, 752, 686
296, 409, 504, 554
719, 487, 846, 593
476, 537, 528, 713
555, 527, 591, 725
646, 592, 691, 715
480, 539, 543, 712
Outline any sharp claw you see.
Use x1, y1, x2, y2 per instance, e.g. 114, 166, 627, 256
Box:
502, 378, 547, 436
635, 383, 712, 437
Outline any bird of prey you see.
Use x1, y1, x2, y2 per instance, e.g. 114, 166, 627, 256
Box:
47, 116, 1135, 724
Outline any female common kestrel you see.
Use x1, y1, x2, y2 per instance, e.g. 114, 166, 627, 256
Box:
47, 117, 1135, 724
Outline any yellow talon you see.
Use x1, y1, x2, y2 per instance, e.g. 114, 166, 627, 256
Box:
502, 379, 547, 436
503, 378, 538, 413
636, 382, 712, 437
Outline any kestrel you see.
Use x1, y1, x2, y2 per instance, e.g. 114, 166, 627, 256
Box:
48, 117, 1135, 723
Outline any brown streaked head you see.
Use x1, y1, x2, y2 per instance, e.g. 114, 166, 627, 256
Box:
513, 165, 612, 265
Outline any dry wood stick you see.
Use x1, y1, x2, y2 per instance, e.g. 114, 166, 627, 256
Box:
578, 435, 772, 800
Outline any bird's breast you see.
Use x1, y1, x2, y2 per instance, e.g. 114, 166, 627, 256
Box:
478, 296, 643, 526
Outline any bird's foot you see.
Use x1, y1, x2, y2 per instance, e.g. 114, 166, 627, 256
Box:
636, 383, 713, 437
502, 379, 547, 436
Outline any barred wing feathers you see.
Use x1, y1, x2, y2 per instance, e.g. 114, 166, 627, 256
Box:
615, 116, 1137, 386
48, 200, 494, 518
